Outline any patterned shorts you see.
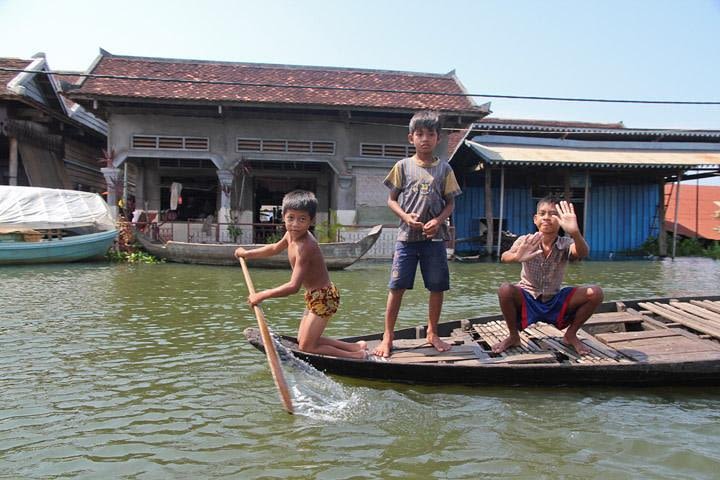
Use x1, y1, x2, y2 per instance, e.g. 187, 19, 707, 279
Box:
304, 282, 340, 320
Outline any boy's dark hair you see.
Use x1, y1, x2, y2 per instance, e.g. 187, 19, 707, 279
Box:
536, 195, 560, 211
409, 110, 442, 135
282, 190, 317, 218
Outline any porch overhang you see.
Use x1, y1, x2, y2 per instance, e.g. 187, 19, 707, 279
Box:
463, 140, 720, 170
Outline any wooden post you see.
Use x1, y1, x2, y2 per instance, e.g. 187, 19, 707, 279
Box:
8, 137, 18, 186
496, 167, 505, 257
671, 171, 682, 259
658, 180, 667, 256
564, 173, 571, 201
583, 171, 590, 236
484, 168, 494, 257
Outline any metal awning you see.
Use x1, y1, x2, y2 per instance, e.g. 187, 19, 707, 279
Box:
465, 140, 720, 169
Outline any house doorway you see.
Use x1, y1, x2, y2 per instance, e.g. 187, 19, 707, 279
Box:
253, 176, 316, 243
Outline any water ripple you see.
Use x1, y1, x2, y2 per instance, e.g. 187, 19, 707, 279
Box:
1, 259, 719, 478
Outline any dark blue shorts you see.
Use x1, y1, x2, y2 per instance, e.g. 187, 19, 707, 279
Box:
388, 240, 449, 292
518, 286, 577, 331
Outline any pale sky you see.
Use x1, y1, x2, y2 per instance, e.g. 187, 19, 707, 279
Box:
1, 0, 719, 131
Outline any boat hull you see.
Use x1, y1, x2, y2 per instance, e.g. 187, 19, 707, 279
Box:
245, 295, 720, 387
136, 225, 383, 269
0, 230, 117, 265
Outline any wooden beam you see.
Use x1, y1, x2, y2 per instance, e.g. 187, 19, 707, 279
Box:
484, 168, 494, 256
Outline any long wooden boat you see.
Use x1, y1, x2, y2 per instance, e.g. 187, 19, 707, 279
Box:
245, 295, 720, 387
0, 186, 117, 265
136, 224, 382, 269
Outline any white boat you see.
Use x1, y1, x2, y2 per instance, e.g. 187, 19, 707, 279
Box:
0, 186, 118, 265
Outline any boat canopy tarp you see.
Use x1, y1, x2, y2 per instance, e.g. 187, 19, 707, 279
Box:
0, 186, 114, 231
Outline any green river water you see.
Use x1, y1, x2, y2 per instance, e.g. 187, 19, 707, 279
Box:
2, 258, 720, 479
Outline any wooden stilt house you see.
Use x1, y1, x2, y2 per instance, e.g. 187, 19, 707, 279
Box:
449, 119, 720, 259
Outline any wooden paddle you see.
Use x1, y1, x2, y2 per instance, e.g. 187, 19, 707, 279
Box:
239, 257, 294, 414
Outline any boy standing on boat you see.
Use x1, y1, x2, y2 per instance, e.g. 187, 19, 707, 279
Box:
492, 196, 604, 355
235, 190, 367, 359
373, 110, 462, 358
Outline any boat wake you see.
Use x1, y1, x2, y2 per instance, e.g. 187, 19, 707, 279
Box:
272, 335, 364, 421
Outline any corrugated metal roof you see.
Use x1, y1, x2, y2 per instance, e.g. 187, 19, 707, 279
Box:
465, 141, 720, 168
475, 120, 720, 139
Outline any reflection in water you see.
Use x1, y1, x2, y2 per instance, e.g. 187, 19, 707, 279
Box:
1, 258, 719, 478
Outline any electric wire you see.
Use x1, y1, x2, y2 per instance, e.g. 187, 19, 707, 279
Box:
1, 67, 719, 106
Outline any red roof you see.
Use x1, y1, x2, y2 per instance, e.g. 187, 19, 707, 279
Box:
70, 54, 482, 114
664, 184, 720, 240
0, 58, 32, 96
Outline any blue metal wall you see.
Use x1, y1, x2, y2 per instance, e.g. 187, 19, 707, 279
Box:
454, 178, 659, 259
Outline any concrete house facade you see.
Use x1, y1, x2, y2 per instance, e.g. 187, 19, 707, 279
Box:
68, 50, 487, 246
1, 53, 107, 190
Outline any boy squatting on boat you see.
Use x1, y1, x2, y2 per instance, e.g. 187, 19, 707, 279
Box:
234, 190, 369, 360
491, 196, 604, 355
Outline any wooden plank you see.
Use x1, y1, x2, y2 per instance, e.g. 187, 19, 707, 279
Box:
612, 339, 716, 353
390, 345, 479, 358
391, 339, 431, 349
638, 302, 720, 339
619, 350, 720, 363
660, 303, 720, 335
625, 307, 671, 330
473, 323, 521, 357
596, 330, 682, 344
451, 359, 486, 366
480, 352, 558, 364
671, 302, 720, 325
692, 300, 720, 315
531, 324, 611, 363
526, 325, 586, 363
584, 311, 644, 326
573, 330, 631, 362
486, 321, 540, 353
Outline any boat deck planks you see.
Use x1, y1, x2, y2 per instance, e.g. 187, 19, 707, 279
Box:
638, 301, 720, 339
371, 300, 720, 366
691, 300, 720, 315
362, 298, 720, 367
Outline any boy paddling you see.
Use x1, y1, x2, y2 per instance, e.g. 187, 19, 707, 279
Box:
235, 190, 367, 359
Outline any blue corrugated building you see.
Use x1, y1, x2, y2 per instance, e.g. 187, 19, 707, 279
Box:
448, 119, 720, 259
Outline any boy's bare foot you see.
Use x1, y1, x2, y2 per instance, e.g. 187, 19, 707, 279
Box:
355, 340, 368, 351
492, 334, 521, 353
564, 333, 591, 355
428, 334, 451, 352
373, 338, 393, 358
348, 349, 367, 359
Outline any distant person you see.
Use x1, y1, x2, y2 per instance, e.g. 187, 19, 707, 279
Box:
373, 110, 462, 357
492, 196, 604, 355
235, 190, 367, 359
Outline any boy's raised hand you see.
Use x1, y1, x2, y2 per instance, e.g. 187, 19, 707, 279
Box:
513, 232, 543, 262
557, 201, 580, 236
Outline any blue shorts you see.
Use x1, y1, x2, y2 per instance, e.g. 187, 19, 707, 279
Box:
517, 286, 577, 331
389, 240, 449, 292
